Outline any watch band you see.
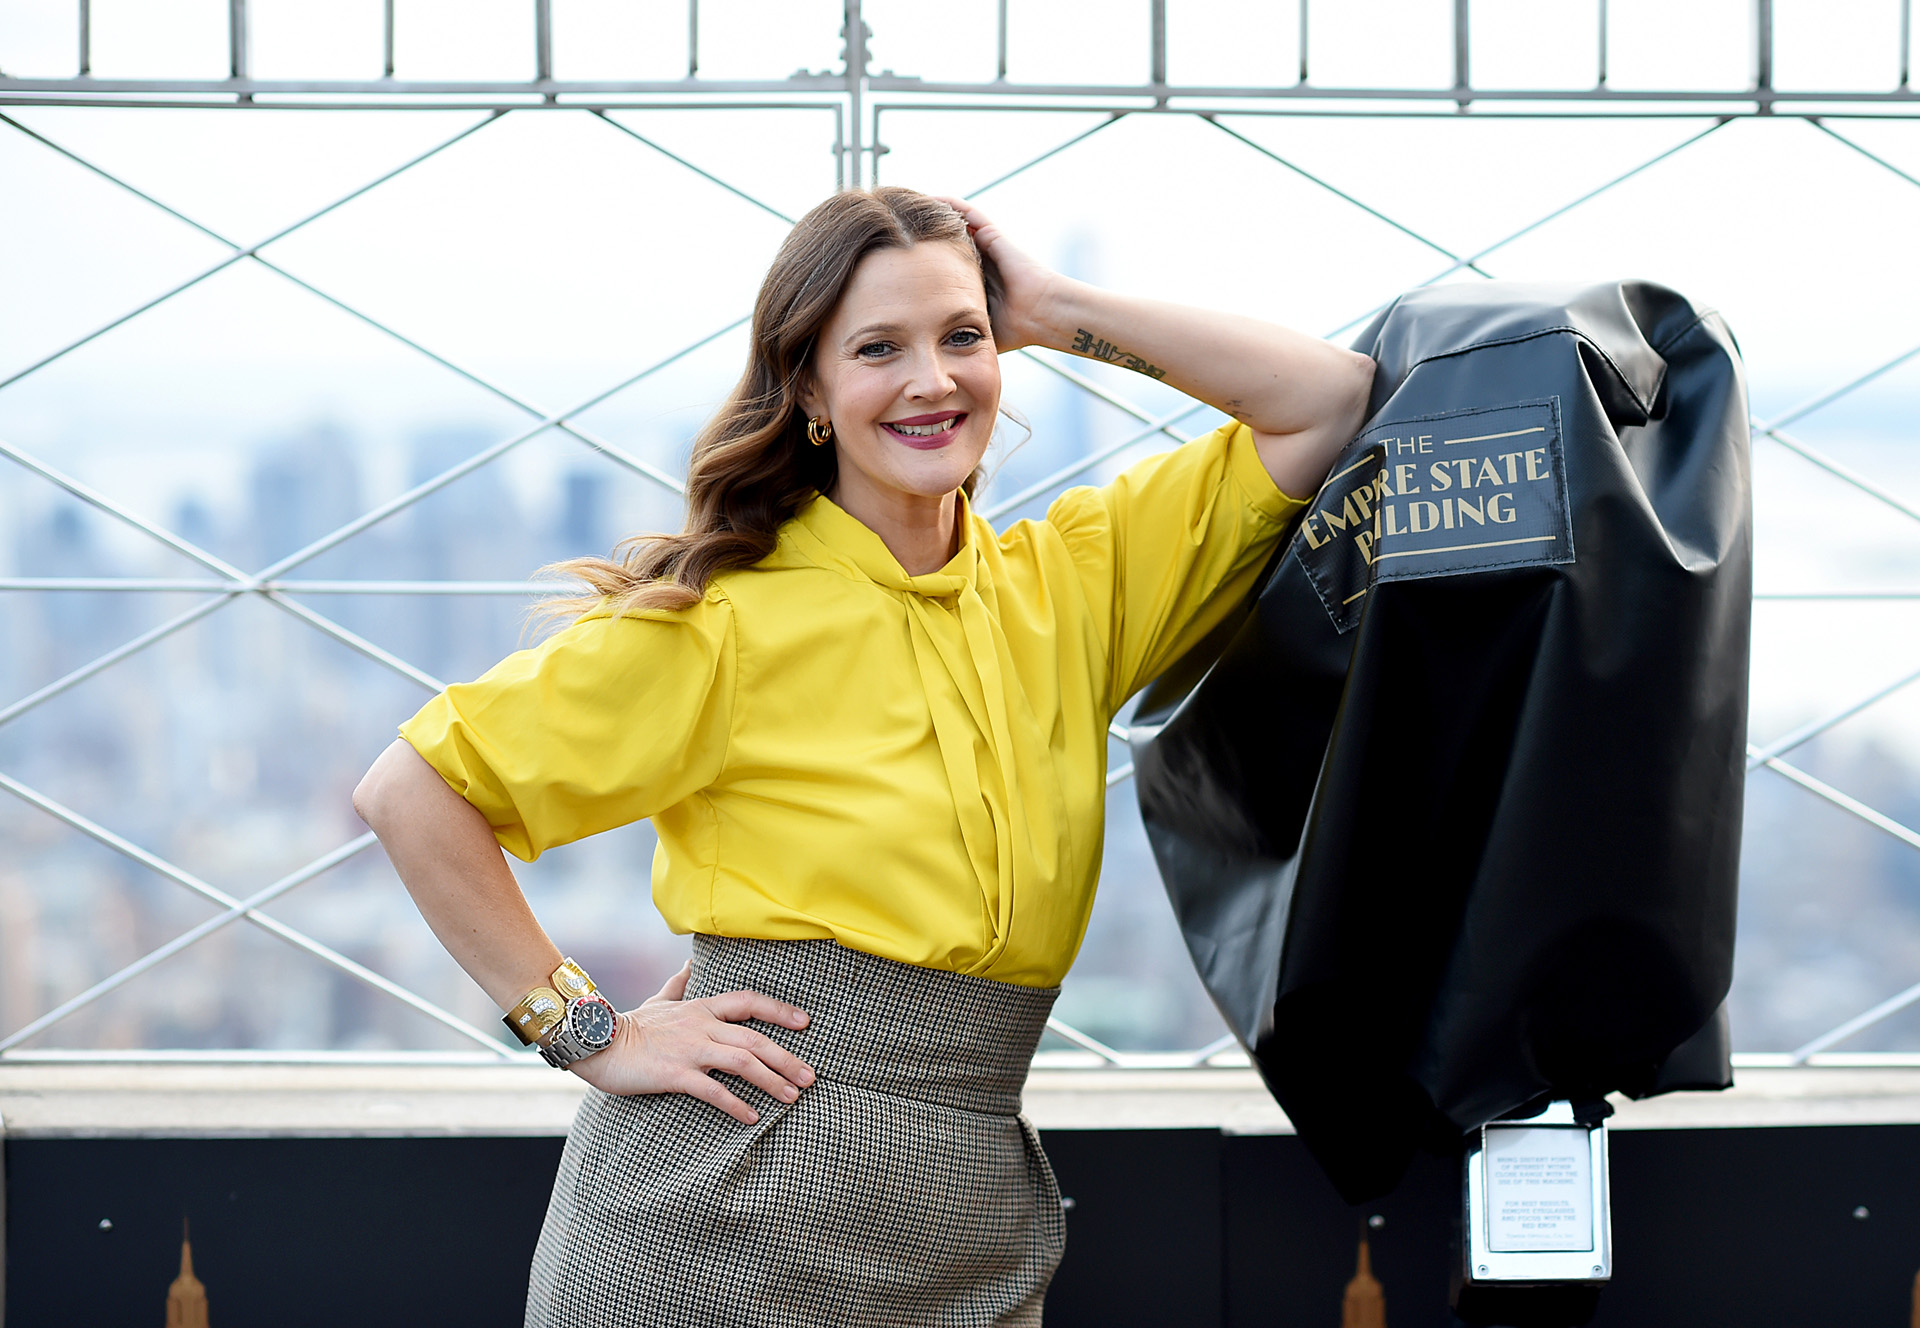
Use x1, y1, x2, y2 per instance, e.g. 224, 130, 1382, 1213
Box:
503, 985, 567, 1047
541, 993, 618, 1068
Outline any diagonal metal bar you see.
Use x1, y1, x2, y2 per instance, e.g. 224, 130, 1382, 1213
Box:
0, 438, 250, 580
252, 318, 745, 582
0, 578, 577, 595
1320, 117, 1732, 342
591, 109, 797, 223
1186, 1032, 1239, 1064
1759, 423, 1920, 527
983, 401, 1210, 520
0, 111, 505, 393
1105, 762, 1135, 787
0, 114, 688, 498
1750, 746, 1920, 854
1810, 118, 1920, 193
1789, 977, 1920, 1063
260, 591, 447, 692
1756, 338, 1920, 435
0, 833, 379, 1053
1204, 116, 1495, 275
0, 594, 239, 730
966, 113, 1127, 198
1014, 350, 1195, 447
1045, 1016, 1126, 1063
0, 769, 514, 1056
1747, 661, 1920, 769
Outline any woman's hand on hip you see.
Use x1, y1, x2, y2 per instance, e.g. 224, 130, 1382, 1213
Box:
569, 960, 816, 1124
936, 195, 1061, 352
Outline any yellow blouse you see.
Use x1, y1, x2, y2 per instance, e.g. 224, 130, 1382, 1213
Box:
400, 422, 1303, 987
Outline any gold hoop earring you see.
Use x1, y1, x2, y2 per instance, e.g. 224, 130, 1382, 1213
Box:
806, 416, 833, 447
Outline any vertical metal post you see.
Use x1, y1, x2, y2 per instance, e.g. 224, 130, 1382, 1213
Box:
228, 0, 249, 80
1298, 0, 1310, 85
1753, 0, 1774, 110
1453, 0, 1471, 107
842, 0, 869, 187
1597, 0, 1609, 87
1896, 0, 1912, 88
1149, 0, 1167, 92
78, 0, 91, 75
996, 0, 1008, 81
535, 0, 553, 84
383, 0, 396, 77
688, 0, 700, 77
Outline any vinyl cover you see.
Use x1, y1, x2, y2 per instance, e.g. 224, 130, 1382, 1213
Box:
1132, 281, 1750, 1202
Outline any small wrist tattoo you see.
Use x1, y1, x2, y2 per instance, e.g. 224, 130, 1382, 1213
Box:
1071, 328, 1168, 381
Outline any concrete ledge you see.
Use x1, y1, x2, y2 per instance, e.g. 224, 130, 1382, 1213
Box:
9, 1062, 1920, 1138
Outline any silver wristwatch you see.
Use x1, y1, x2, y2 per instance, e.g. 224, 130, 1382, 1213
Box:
540, 992, 617, 1068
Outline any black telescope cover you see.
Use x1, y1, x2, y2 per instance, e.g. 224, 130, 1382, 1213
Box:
1132, 281, 1749, 1202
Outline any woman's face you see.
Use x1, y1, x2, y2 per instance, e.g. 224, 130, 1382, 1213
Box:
800, 241, 1000, 519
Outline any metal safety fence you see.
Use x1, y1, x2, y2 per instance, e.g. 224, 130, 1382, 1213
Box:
2, 0, 1919, 1067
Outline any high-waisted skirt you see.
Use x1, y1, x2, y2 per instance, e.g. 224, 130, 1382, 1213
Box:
524, 935, 1066, 1328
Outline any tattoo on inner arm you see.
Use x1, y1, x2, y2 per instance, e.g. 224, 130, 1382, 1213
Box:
1071, 328, 1168, 381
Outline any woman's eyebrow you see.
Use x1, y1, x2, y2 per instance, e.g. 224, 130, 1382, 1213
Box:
844, 310, 989, 342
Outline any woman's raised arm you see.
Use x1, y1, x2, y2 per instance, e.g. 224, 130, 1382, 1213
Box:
944, 198, 1375, 499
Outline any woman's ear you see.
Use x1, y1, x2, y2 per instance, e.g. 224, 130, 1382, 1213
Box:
796, 372, 823, 421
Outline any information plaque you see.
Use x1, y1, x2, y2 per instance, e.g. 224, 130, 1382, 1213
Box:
1484, 1125, 1594, 1252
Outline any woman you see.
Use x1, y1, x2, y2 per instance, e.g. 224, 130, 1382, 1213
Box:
353, 187, 1372, 1326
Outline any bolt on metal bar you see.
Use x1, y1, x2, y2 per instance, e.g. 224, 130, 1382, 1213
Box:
1746, 660, 1920, 769
1205, 117, 1495, 275
982, 401, 1211, 520
591, 110, 796, 222
1789, 976, 1920, 1063
0, 770, 514, 1056
0, 833, 379, 1053
0, 112, 506, 395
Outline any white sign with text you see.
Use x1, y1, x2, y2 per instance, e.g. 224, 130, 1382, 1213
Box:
1484, 1125, 1594, 1253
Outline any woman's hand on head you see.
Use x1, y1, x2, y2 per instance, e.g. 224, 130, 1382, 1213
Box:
568, 959, 817, 1124
935, 195, 1063, 352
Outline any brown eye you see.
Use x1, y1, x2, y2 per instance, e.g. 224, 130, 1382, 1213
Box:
949, 329, 984, 347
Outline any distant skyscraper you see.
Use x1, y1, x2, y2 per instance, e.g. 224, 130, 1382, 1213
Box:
166, 1221, 210, 1328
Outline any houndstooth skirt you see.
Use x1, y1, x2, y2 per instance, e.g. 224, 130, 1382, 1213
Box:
524, 935, 1066, 1328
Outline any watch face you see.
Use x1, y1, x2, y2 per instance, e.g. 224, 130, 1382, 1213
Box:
571, 996, 616, 1050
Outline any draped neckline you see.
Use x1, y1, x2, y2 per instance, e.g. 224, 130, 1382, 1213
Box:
781, 488, 1069, 976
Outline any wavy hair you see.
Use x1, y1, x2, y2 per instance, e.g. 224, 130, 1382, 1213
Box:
540, 186, 1002, 622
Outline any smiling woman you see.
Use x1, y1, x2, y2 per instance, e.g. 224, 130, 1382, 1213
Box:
351, 185, 1373, 1326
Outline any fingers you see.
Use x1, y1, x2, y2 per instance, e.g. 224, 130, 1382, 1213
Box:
703, 1042, 809, 1106
710, 1022, 816, 1090
701, 988, 810, 1031
673, 1068, 763, 1126
654, 959, 691, 1003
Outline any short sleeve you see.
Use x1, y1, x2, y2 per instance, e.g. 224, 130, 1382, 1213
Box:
398, 591, 736, 862
1046, 420, 1306, 711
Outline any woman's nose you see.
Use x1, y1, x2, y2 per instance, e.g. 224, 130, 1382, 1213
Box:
906, 348, 957, 398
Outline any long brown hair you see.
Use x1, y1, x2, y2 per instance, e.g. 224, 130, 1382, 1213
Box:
542, 186, 1001, 621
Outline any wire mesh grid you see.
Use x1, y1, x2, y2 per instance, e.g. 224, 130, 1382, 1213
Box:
3, 0, 1920, 1067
